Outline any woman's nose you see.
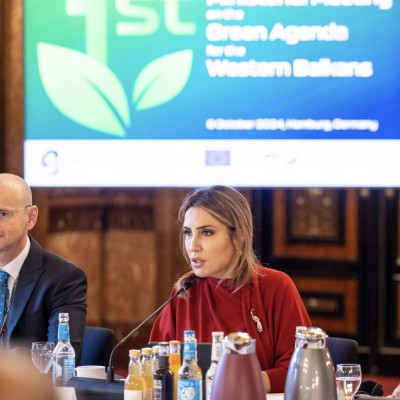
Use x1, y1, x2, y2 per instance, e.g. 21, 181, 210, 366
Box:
188, 234, 201, 252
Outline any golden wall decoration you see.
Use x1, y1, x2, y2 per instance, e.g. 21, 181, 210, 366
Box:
273, 188, 358, 261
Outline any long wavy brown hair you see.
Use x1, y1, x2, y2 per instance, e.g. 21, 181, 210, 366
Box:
175, 185, 261, 293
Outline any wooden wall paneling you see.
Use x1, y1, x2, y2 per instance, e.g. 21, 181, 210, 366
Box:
1, 0, 23, 175
292, 276, 358, 335
42, 195, 159, 367
397, 194, 400, 340
273, 188, 358, 261
46, 202, 110, 327
377, 190, 400, 350
398, 191, 400, 266
31, 188, 50, 246
103, 229, 156, 325
0, 0, 4, 170
392, 192, 400, 345
154, 188, 189, 304
47, 231, 103, 325
397, 279, 400, 339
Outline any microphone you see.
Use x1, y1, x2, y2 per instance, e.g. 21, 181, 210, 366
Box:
106, 277, 193, 383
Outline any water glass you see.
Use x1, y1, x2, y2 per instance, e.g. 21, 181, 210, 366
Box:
336, 363, 362, 400
31, 341, 55, 374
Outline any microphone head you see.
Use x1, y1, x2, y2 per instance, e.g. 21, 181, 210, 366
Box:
182, 279, 193, 291
181, 273, 195, 291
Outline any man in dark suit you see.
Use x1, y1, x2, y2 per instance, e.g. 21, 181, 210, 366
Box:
0, 173, 87, 360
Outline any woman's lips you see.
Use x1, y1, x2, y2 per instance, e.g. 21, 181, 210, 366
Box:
191, 257, 205, 268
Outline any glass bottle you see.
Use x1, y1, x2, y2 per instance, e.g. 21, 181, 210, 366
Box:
152, 345, 160, 372
53, 312, 75, 386
125, 349, 146, 400
169, 340, 181, 400
205, 331, 224, 400
153, 342, 174, 400
177, 330, 202, 400
141, 347, 154, 400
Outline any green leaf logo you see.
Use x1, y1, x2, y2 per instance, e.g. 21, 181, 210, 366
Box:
132, 50, 193, 111
38, 43, 130, 137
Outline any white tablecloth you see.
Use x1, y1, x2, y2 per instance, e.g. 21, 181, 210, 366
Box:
268, 394, 284, 400
56, 387, 77, 400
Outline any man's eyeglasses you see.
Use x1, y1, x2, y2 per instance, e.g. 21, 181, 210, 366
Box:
0, 205, 32, 221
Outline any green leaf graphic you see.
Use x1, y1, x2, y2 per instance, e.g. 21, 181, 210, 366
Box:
132, 50, 193, 111
38, 43, 130, 137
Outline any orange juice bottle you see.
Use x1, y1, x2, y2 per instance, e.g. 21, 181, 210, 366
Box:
169, 340, 181, 400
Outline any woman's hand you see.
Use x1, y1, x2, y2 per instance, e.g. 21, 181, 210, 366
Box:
261, 371, 271, 393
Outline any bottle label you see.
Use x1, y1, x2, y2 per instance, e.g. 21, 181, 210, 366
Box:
124, 389, 143, 400
182, 342, 196, 361
58, 323, 70, 341
177, 379, 202, 400
211, 343, 222, 361
62, 357, 75, 385
153, 379, 162, 400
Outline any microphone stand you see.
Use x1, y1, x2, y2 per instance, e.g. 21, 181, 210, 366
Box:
106, 282, 191, 383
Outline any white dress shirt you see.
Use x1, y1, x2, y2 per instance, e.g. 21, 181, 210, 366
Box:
0, 237, 31, 299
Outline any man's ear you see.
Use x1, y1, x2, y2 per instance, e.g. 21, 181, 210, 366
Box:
27, 205, 39, 229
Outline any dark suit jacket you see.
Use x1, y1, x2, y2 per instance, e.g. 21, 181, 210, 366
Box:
5, 236, 87, 361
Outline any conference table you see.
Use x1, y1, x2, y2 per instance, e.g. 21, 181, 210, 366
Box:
61, 380, 385, 400
64, 378, 284, 400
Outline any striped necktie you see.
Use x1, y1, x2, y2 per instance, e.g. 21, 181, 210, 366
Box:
0, 271, 9, 329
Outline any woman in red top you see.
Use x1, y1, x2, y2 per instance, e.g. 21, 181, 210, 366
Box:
149, 185, 311, 393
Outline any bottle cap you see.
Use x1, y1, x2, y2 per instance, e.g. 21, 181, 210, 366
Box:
158, 342, 170, 357
129, 349, 141, 357
141, 347, 153, 356
212, 331, 224, 339
169, 340, 181, 354
58, 313, 69, 322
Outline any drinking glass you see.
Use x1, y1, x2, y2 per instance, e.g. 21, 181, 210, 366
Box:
31, 341, 55, 374
336, 363, 362, 400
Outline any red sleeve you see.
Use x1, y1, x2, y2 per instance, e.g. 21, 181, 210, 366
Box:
262, 270, 312, 392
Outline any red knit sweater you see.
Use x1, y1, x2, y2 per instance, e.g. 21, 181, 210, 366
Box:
149, 266, 312, 393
